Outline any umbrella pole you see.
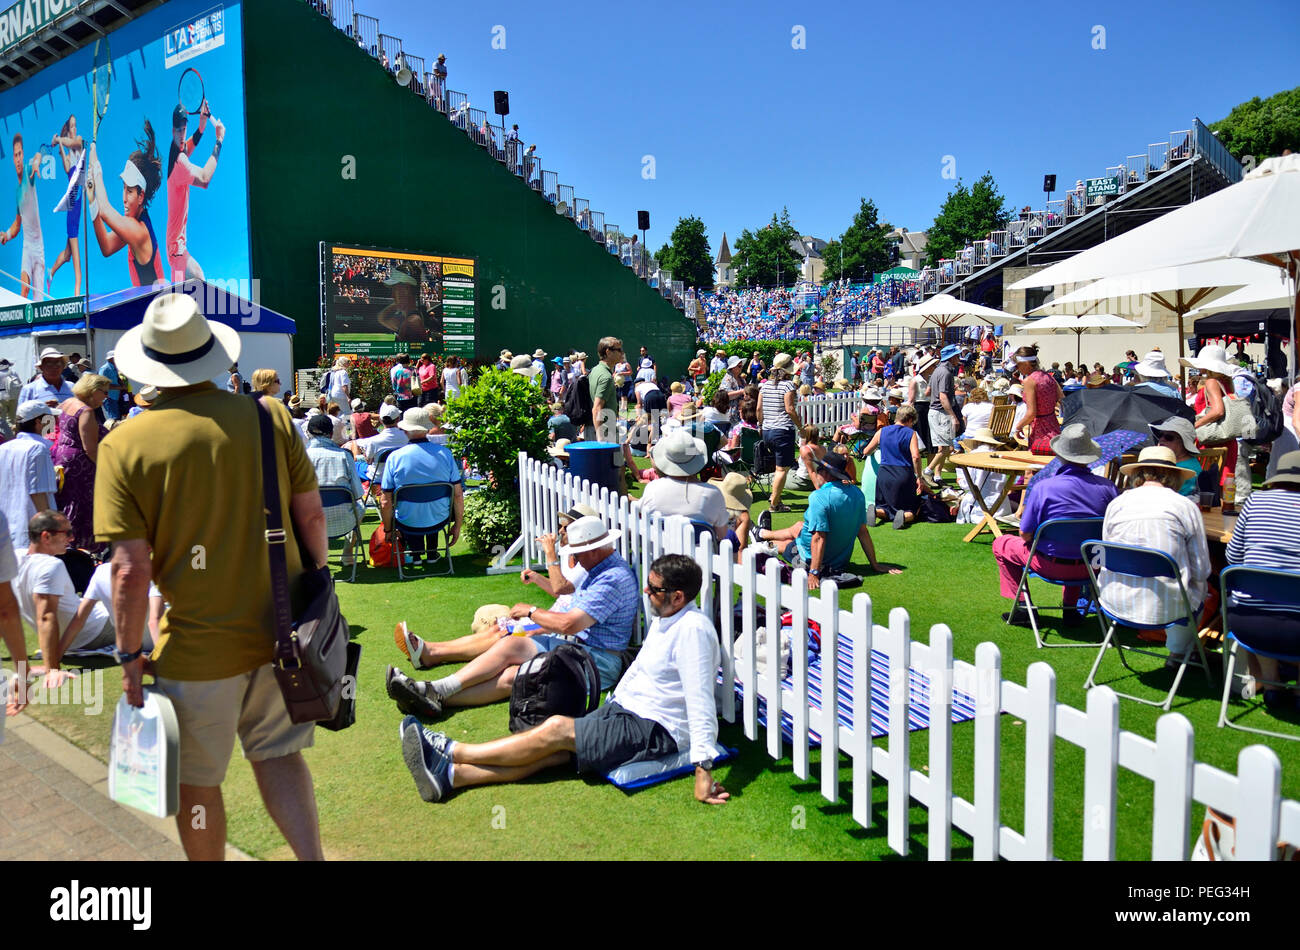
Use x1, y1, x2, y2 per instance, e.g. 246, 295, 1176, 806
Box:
1076, 329, 1082, 368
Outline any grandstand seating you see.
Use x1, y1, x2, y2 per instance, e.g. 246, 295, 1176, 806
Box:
698, 278, 921, 344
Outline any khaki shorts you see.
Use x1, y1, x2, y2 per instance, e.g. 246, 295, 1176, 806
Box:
153, 663, 315, 787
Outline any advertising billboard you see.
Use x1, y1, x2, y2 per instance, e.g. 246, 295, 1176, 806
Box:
321, 243, 476, 357
0, 1, 249, 304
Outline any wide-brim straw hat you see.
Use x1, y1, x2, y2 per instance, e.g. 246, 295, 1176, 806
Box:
548, 438, 572, 458
713, 471, 753, 514
771, 353, 794, 372
559, 515, 615, 555
964, 426, 1002, 447
1179, 344, 1235, 379
510, 354, 540, 377
1135, 350, 1171, 378
398, 406, 434, 435
133, 385, 160, 408
114, 293, 241, 388
651, 427, 706, 477
1120, 445, 1196, 481
1050, 423, 1102, 465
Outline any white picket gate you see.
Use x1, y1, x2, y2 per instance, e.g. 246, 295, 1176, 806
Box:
795, 391, 860, 433
515, 452, 1298, 860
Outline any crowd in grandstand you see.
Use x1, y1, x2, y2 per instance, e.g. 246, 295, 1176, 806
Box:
699, 279, 921, 344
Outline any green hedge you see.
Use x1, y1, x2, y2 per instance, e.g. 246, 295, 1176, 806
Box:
698, 340, 814, 365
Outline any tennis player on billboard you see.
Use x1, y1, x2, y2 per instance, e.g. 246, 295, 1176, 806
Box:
48, 115, 85, 296
376, 262, 443, 346
167, 67, 225, 282
87, 120, 166, 287
0, 133, 46, 299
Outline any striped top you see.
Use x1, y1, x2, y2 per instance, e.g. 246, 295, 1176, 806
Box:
759, 378, 797, 431
1099, 484, 1211, 626
1226, 489, 1300, 570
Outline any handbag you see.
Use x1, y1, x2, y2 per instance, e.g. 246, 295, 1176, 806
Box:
1197, 396, 1256, 444
253, 396, 356, 727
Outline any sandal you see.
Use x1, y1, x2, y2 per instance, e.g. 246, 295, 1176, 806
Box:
769, 503, 793, 513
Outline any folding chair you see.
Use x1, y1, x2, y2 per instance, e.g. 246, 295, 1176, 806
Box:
1217, 565, 1300, 742
361, 447, 398, 509
1081, 540, 1215, 711
988, 402, 1016, 445
1007, 517, 1104, 648
738, 426, 772, 493
689, 519, 716, 547
319, 486, 364, 583
392, 482, 456, 579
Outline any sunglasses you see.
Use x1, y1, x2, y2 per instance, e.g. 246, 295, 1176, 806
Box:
644, 583, 676, 596
1155, 432, 1180, 443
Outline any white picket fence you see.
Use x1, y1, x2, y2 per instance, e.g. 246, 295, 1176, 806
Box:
515, 451, 1299, 860
795, 390, 861, 433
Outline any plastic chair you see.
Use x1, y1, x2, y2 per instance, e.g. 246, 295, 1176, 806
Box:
1081, 540, 1215, 710
1007, 518, 1104, 648
1217, 565, 1300, 742
392, 482, 456, 579
319, 486, 363, 582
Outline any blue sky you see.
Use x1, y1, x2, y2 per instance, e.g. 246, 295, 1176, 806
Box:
365, 0, 1298, 258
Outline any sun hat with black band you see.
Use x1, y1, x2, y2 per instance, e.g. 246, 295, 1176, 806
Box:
1263, 451, 1300, 489
113, 293, 240, 388
559, 515, 615, 555
1049, 422, 1102, 466
815, 452, 853, 483
1119, 446, 1197, 481
557, 503, 599, 525
133, 385, 160, 408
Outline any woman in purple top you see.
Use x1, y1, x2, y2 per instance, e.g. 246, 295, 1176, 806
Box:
53, 373, 111, 555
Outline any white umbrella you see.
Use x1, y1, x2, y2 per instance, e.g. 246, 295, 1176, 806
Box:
1185, 271, 1294, 318
1009, 153, 1300, 381
1029, 259, 1274, 383
870, 292, 1025, 333
1019, 312, 1143, 366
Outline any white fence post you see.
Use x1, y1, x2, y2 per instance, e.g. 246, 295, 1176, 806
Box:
850, 593, 874, 828
739, 548, 759, 738
1083, 686, 1120, 861
973, 641, 1002, 860
1234, 745, 1282, 860
817, 582, 841, 804
886, 607, 911, 856
788, 572, 810, 781
927, 623, 954, 861
1151, 713, 1194, 860
1023, 661, 1056, 860
762, 557, 784, 760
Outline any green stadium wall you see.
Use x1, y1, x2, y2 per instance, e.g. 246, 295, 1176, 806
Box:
242, 0, 695, 373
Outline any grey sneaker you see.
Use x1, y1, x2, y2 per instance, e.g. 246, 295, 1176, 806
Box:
400, 715, 452, 803
757, 508, 772, 534
386, 666, 443, 718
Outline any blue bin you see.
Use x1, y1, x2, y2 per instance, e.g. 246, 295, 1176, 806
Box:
565, 441, 621, 494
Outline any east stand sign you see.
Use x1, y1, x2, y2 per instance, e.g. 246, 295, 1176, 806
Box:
0, 296, 86, 330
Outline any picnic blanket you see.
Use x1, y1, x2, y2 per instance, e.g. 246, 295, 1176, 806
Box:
728, 632, 977, 744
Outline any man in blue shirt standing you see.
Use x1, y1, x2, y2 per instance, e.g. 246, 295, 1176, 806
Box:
992, 423, 1117, 626
19, 348, 74, 408
385, 515, 638, 717
752, 453, 901, 587
98, 350, 126, 421
380, 406, 463, 564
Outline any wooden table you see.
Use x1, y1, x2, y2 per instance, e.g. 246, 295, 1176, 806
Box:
1201, 507, 1237, 545
948, 452, 1050, 543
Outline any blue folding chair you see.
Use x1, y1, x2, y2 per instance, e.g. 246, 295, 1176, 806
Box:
319, 486, 364, 582
1081, 540, 1215, 711
362, 446, 398, 510
688, 519, 716, 547
392, 482, 456, 579
1006, 518, 1104, 648
1217, 565, 1300, 742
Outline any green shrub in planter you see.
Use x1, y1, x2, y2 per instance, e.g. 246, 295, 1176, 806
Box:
462, 489, 521, 555
698, 370, 724, 405
443, 368, 549, 490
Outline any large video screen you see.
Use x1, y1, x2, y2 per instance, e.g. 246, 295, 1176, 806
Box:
321, 243, 476, 357
0, 1, 250, 303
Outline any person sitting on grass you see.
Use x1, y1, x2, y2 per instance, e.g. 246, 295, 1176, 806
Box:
750, 453, 901, 588
787, 423, 826, 492
398, 554, 730, 805
392, 505, 598, 670
385, 515, 637, 718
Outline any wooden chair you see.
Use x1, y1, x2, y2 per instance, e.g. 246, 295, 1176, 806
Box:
988, 402, 1016, 445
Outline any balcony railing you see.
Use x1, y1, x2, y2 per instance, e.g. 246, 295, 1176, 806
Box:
1148, 141, 1169, 175
378, 32, 401, 69
557, 184, 574, 217
353, 13, 379, 58
1126, 155, 1146, 186
541, 170, 558, 202
988, 230, 1008, 257
973, 240, 990, 267
1170, 129, 1193, 164
1194, 118, 1244, 184
590, 211, 605, 242
1045, 199, 1065, 228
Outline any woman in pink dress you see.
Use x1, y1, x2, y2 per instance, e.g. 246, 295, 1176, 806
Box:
1010, 344, 1062, 453
53, 373, 110, 555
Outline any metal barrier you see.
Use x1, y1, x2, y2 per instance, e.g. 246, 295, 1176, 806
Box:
589, 211, 605, 242
402, 54, 425, 93
1147, 141, 1169, 175
1008, 222, 1027, 247
1170, 128, 1193, 163
557, 184, 574, 215
1065, 191, 1085, 216
1126, 155, 1146, 185
353, 13, 379, 58
922, 269, 938, 294
573, 198, 590, 228
1045, 199, 1065, 228
1194, 118, 1243, 184
956, 256, 972, 276
988, 230, 1007, 256
378, 32, 401, 69
541, 169, 558, 201
327, 0, 353, 33
973, 240, 990, 267
445, 89, 468, 119
1106, 165, 1127, 194
467, 107, 489, 147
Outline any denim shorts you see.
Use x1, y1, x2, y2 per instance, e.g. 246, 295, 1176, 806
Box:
762, 427, 797, 468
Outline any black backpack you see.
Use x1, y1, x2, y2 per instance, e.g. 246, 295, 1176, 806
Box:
508, 642, 602, 733
1247, 379, 1283, 445
562, 374, 593, 427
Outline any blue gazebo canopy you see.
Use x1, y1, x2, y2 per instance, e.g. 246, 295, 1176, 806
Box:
89, 281, 296, 334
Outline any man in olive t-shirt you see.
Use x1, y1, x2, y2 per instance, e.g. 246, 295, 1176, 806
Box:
587, 335, 621, 443
94, 293, 330, 862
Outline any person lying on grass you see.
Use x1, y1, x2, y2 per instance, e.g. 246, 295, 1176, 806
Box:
749, 452, 902, 588
391, 505, 598, 670
385, 514, 638, 717
399, 554, 730, 805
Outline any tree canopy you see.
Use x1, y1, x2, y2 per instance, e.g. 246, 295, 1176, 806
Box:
654, 215, 715, 290
821, 198, 892, 283
1209, 87, 1300, 164
925, 172, 1010, 266
731, 208, 804, 288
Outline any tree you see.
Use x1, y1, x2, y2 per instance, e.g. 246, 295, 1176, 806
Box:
821, 198, 891, 283
731, 208, 804, 288
925, 172, 1010, 266
654, 216, 715, 289
1209, 87, 1300, 163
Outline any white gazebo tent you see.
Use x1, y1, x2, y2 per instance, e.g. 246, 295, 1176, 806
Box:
1010, 153, 1300, 382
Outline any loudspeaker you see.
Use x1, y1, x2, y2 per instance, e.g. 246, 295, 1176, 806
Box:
493, 90, 510, 116
1043, 174, 1056, 192
637, 210, 650, 231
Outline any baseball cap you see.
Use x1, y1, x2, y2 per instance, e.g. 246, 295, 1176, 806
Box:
379, 404, 402, 422
172, 102, 188, 129
16, 400, 61, 423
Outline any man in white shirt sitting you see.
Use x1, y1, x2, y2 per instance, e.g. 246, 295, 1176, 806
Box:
347, 402, 408, 481
398, 554, 730, 805
638, 428, 728, 543
13, 510, 154, 679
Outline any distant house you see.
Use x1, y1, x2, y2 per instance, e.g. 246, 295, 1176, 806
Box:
886, 227, 929, 271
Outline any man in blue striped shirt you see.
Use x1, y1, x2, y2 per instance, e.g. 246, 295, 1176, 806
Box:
386, 516, 638, 717
1224, 451, 1300, 697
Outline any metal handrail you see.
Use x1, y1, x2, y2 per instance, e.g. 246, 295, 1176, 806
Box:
988, 230, 1008, 256
1194, 119, 1243, 184
1126, 155, 1146, 185
1169, 129, 1193, 163
973, 240, 990, 267
541, 170, 558, 201
1147, 142, 1169, 175
353, 13, 379, 58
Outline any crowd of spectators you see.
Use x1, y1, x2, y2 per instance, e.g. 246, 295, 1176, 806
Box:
698, 279, 921, 344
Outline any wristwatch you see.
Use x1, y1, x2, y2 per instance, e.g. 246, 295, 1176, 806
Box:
809, 568, 823, 578
695, 759, 714, 772
113, 646, 145, 664
527, 606, 537, 619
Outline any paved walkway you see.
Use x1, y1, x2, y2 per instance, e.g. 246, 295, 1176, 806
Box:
0, 715, 248, 861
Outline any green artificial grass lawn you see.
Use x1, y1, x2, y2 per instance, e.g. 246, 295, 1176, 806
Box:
19, 467, 1300, 861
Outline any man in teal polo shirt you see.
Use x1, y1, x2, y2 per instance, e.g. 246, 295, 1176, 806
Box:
753, 453, 901, 587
